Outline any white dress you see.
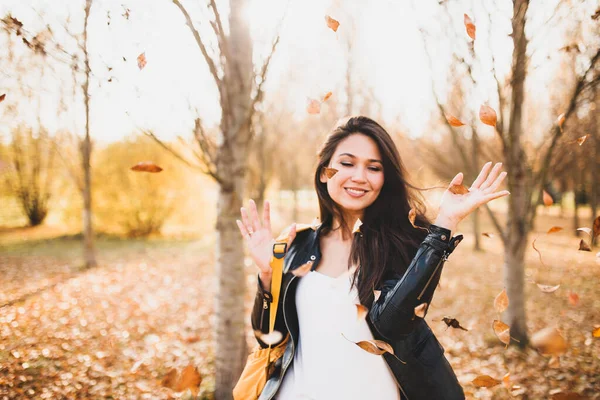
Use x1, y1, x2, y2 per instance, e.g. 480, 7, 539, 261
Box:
276, 270, 400, 400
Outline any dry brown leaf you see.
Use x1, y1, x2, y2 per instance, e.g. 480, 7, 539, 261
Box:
356, 340, 386, 355
530, 327, 568, 355
161, 365, 202, 395
548, 356, 561, 368
578, 239, 591, 252
255, 330, 283, 346
494, 289, 509, 314
556, 113, 566, 130
292, 261, 313, 277
493, 320, 511, 346
0, 94, 5, 103
442, 317, 468, 331
536, 284, 560, 293
567, 291, 579, 306
324, 167, 338, 179
322, 91, 333, 102
373, 290, 382, 302
592, 326, 600, 338
137, 52, 147, 70
471, 375, 500, 388
551, 393, 586, 400
130, 161, 163, 173
408, 208, 417, 227
325, 15, 340, 32
547, 226, 563, 234
414, 303, 428, 318
371, 339, 394, 355
593, 215, 600, 237
352, 218, 363, 234
482, 232, 494, 238
576, 135, 587, 146
449, 184, 469, 195
307, 98, 321, 114
446, 115, 465, 127
502, 372, 511, 390
531, 236, 547, 268
543, 190, 554, 206
463, 14, 476, 40
355, 304, 368, 321
479, 105, 497, 126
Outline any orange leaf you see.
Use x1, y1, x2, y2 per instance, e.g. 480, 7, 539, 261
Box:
355, 304, 368, 321
325, 15, 340, 32
307, 98, 321, 114
130, 161, 163, 173
502, 372, 511, 390
161, 365, 202, 395
536, 283, 560, 293
324, 167, 338, 178
0, 93, 5, 103
408, 208, 417, 228
479, 105, 497, 126
593, 215, 600, 237
556, 113, 565, 130
578, 239, 591, 252
446, 115, 465, 127
530, 327, 568, 355
567, 291, 579, 306
548, 356, 561, 368
493, 320, 510, 346
463, 14, 476, 40
593, 326, 600, 338
576, 135, 587, 146
547, 226, 563, 234
494, 289, 509, 314
542, 190, 553, 206
292, 261, 313, 277
137, 52, 147, 70
482, 232, 494, 238
414, 303, 428, 318
449, 184, 469, 195
322, 92, 333, 102
471, 375, 500, 388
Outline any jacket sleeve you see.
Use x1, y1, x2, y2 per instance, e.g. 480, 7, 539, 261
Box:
250, 274, 289, 348
369, 224, 463, 341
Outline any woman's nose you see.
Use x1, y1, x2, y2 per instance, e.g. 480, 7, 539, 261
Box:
351, 167, 367, 182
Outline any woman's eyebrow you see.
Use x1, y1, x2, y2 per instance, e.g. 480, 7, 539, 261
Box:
338, 153, 383, 164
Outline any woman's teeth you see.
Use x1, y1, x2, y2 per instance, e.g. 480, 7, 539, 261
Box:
345, 188, 367, 196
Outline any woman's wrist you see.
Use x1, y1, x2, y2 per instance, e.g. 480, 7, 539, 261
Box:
259, 271, 272, 292
433, 214, 459, 235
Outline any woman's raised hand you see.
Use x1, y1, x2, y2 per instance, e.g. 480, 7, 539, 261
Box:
236, 199, 296, 278
435, 162, 510, 231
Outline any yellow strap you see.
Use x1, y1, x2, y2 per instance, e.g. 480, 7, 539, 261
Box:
268, 241, 287, 334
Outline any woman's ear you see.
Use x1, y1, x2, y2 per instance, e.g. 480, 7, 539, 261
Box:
319, 167, 328, 184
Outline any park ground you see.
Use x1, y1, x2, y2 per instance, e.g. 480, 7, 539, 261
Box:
0, 209, 599, 399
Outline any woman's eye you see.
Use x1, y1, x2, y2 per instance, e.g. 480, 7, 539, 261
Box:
340, 162, 353, 167
369, 167, 382, 172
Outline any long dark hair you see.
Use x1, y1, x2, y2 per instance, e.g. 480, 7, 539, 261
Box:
314, 116, 432, 307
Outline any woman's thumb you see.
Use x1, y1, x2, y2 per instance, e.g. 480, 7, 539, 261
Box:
286, 223, 297, 249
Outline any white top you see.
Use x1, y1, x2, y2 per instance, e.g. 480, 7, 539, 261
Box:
276, 270, 400, 400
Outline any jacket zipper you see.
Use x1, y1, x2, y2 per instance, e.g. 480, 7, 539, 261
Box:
259, 298, 268, 331
416, 251, 447, 301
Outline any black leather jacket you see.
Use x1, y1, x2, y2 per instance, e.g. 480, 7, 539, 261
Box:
250, 223, 466, 400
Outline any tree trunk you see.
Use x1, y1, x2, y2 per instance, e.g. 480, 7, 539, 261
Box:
472, 129, 481, 251
503, 0, 530, 346
591, 88, 598, 247
82, 0, 96, 269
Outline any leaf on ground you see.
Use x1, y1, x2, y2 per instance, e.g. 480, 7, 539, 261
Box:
530, 327, 568, 356
502, 372, 511, 390
130, 162, 163, 173
551, 393, 586, 400
543, 190, 553, 206
548, 356, 561, 368
442, 316, 468, 331
161, 365, 202, 395
471, 375, 500, 388
325, 15, 340, 32
463, 14, 476, 40
355, 304, 368, 321
536, 284, 560, 293
291, 261, 313, 277
479, 105, 497, 126
592, 326, 600, 338
494, 289, 509, 314
414, 303, 428, 318
492, 320, 510, 346
567, 291, 579, 306
578, 239, 591, 252
449, 184, 469, 195
446, 115, 465, 127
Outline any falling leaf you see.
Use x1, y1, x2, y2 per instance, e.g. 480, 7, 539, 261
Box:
137, 52, 147, 70
373, 290, 382, 302
307, 98, 321, 114
502, 372, 511, 390
0, 94, 5, 103
322, 92, 333, 102
576, 135, 587, 146
324, 167, 338, 178
291, 261, 313, 277
567, 291, 579, 306
592, 326, 600, 337
446, 115, 465, 127
482, 232, 494, 238
325, 15, 340, 32
531, 237, 547, 268
442, 317, 468, 331
351, 338, 385, 355
355, 304, 368, 321
161, 365, 202, 395
408, 208, 417, 227
536, 284, 560, 293
542, 190, 553, 206
463, 14, 476, 40
531, 327, 568, 355
493, 320, 511, 346
547, 226, 563, 234
577, 227, 592, 236
449, 184, 469, 195
593, 216, 600, 237
254, 330, 283, 346
494, 289, 509, 314
352, 218, 362, 234
556, 113, 565, 131
310, 217, 320, 230
414, 303, 428, 318
578, 239, 591, 252
371, 340, 394, 355
130, 161, 163, 173
479, 105, 497, 126
471, 375, 500, 388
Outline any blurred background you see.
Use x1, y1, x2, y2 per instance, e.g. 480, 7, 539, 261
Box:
0, 0, 598, 399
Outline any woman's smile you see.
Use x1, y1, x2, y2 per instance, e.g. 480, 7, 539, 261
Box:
344, 187, 369, 197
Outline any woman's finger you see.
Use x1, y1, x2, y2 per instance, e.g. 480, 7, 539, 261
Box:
263, 200, 272, 234
485, 171, 507, 194
449, 172, 464, 188
286, 223, 297, 249
470, 161, 493, 189
236, 219, 250, 239
482, 190, 510, 204
241, 206, 252, 233
249, 199, 261, 232
479, 162, 503, 190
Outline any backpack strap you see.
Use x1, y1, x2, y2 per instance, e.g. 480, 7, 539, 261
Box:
268, 241, 287, 334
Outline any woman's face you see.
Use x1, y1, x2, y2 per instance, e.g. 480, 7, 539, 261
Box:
320, 133, 385, 218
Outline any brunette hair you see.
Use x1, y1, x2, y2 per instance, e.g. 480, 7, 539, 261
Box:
314, 116, 431, 307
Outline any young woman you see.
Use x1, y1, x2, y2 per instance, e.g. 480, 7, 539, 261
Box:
237, 116, 509, 400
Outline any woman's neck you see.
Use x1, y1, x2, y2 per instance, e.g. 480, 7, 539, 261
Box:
330, 213, 362, 242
